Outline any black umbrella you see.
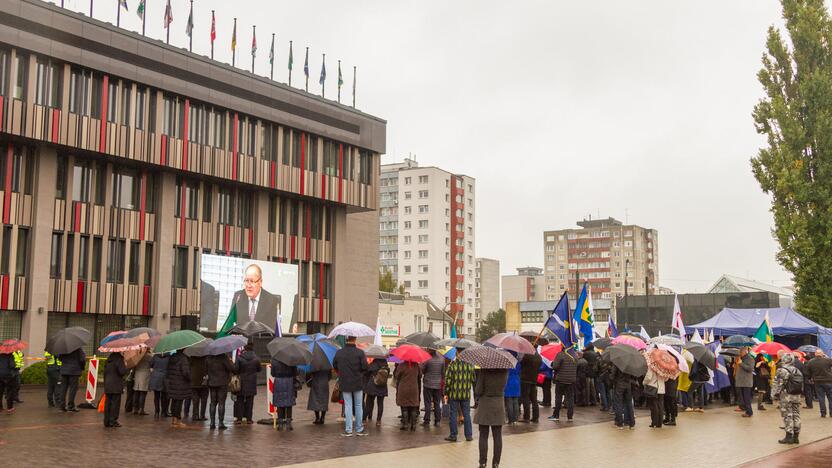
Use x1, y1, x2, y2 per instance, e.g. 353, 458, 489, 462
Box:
184, 338, 214, 357
267, 337, 312, 366
602, 344, 647, 377
593, 337, 613, 349
719, 347, 740, 357
404, 331, 440, 348
683, 342, 716, 370
45, 327, 92, 355
230, 320, 275, 337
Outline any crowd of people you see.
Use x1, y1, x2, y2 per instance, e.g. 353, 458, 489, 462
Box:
2, 331, 832, 468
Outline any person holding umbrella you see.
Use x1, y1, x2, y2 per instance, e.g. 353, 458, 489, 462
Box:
131, 350, 152, 415
234, 342, 260, 424
206, 351, 236, 430
332, 336, 370, 436
267, 336, 312, 431
149, 354, 170, 417
421, 348, 446, 427
103, 351, 128, 427
0, 348, 16, 413
394, 354, 423, 432
57, 347, 86, 413
165, 350, 192, 428
549, 348, 577, 422
443, 347, 476, 442
735, 347, 755, 418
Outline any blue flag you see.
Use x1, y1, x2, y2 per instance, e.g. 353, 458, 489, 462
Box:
544, 292, 574, 350
705, 341, 731, 393
573, 284, 595, 347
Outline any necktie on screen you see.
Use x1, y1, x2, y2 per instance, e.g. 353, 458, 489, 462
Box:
249, 298, 257, 321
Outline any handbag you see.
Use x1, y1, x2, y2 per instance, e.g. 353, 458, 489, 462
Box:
228, 375, 241, 394
643, 385, 658, 398
330, 380, 341, 403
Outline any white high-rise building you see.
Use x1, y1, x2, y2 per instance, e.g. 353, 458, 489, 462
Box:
379, 158, 477, 337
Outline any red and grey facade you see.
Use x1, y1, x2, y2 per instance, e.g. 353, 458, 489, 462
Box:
0, 0, 385, 357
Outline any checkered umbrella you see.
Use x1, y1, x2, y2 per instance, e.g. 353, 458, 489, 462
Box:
458, 345, 518, 369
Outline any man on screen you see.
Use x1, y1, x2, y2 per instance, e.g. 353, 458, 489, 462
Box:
233, 264, 282, 331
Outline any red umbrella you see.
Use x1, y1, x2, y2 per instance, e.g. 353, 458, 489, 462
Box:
390, 344, 432, 363
0, 339, 27, 354
753, 342, 791, 357
539, 343, 564, 364
485, 332, 536, 354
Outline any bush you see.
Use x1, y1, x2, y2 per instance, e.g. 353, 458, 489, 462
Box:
21, 361, 48, 384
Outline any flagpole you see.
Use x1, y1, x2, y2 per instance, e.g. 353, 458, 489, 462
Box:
210, 10, 215, 59
142, 1, 146, 35
337, 60, 341, 103
321, 53, 325, 98
116, 0, 120, 27
189, 0, 193, 52
89, 0, 93, 18
305, 47, 309, 92
352, 66, 356, 108
251, 26, 256, 73
232, 18, 237, 67
270, 33, 275, 80
288, 41, 293, 86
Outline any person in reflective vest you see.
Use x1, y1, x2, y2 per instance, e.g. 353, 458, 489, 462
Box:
11, 350, 23, 404
45, 350, 62, 408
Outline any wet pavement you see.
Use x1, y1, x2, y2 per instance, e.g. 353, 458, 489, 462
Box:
0, 385, 613, 467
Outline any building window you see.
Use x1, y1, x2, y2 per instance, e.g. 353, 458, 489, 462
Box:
90, 73, 103, 119
292, 131, 302, 168
404, 192, 411, 200
107, 239, 125, 283
419, 175, 428, 184
111, 168, 140, 210
91, 237, 102, 282
217, 188, 234, 225
78, 235, 88, 280
236, 191, 252, 228
50, 233, 62, 279
15, 228, 28, 277
72, 161, 93, 203
35, 58, 61, 108
107, 80, 118, 123
0, 226, 10, 276
175, 177, 199, 220
173, 247, 188, 288
418, 220, 429, 229
120, 84, 131, 126
404, 177, 411, 185
418, 265, 429, 273
202, 183, 213, 222
418, 250, 428, 259
12, 53, 26, 100
0, 146, 32, 195
418, 205, 429, 213
418, 234, 428, 243
268, 195, 277, 233
418, 280, 428, 288
404, 251, 411, 260
404, 265, 411, 273
192, 248, 199, 289
128, 241, 140, 284
418, 190, 428, 199
144, 243, 153, 286
0, 49, 9, 98
135, 86, 146, 130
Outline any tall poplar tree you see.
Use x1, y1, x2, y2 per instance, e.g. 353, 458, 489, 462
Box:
752, 0, 832, 325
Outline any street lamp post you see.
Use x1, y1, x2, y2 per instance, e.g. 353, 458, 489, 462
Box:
623, 259, 630, 325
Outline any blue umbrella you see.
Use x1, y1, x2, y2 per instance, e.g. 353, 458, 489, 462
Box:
297, 334, 340, 372
206, 335, 249, 356
100, 331, 128, 346
723, 335, 756, 348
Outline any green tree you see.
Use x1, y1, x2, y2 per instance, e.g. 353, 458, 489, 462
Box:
477, 309, 506, 342
751, 0, 832, 326
379, 270, 404, 294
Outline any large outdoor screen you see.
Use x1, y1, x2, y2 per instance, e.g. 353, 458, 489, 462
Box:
199, 255, 299, 334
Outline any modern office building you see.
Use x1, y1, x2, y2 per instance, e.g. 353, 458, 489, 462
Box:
0, 0, 385, 358
501, 266, 543, 308
474, 257, 500, 326
543, 217, 659, 302
379, 158, 476, 337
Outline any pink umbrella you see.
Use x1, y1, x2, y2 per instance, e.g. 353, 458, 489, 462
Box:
99, 337, 147, 353
0, 339, 27, 354
612, 335, 647, 351
652, 343, 689, 373
539, 343, 564, 366
485, 332, 536, 354
645, 348, 680, 380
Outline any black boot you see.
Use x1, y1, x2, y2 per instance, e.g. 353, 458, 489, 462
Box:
287, 419, 293, 431
210, 416, 216, 430
778, 432, 793, 444
793, 430, 799, 444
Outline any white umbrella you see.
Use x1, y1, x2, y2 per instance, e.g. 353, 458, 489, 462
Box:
327, 321, 375, 339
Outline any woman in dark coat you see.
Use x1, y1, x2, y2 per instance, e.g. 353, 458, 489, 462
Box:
189, 355, 208, 421
234, 344, 261, 424
206, 353, 236, 430
149, 354, 169, 417
271, 357, 298, 431
103, 352, 128, 428
394, 361, 421, 431
364, 358, 390, 426
306, 369, 331, 425
165, 351, 192, 427
475, 369, 509, 468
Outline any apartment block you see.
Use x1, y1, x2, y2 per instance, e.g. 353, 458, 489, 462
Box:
543, 217, 658, 301
501, 266, 543, 309
379, 158, 476, 337
474, 257, 500, 324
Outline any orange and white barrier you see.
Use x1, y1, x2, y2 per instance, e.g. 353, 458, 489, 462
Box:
266, 364, 275, 416
85, 356, 99, 404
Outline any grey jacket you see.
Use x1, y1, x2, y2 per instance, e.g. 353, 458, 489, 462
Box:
735, 353, 755, 388
421, 354, 445, 390
473, 369, 508, 426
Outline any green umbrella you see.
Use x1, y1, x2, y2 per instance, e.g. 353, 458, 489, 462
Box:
153, 330, 206, 354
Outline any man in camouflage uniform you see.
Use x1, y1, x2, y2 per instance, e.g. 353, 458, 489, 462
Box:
772, 352, 801, 444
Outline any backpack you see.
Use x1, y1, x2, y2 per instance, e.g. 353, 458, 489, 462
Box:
373, 367, 390, 386
785, 367, 803, 395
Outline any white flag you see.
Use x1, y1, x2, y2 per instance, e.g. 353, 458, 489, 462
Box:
639, 325, 651, 341
691, 329, 704, 344
374, 317, 383, 346
671, 294, 686, 343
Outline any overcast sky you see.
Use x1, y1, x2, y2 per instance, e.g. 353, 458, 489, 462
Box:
56, 0, 794, 293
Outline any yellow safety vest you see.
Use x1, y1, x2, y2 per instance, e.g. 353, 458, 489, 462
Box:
45, 351, 62, 367
12, 350, 24, 369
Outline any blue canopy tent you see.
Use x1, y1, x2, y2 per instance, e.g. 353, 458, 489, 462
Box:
689, 307, 832, 355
